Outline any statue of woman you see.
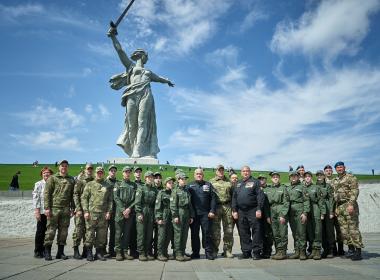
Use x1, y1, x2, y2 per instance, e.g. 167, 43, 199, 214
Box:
108, 26, 174, 159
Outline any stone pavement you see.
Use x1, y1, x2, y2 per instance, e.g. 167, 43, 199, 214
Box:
0, 233, 379, 280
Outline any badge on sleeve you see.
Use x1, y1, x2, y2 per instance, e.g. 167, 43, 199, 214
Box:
245, 182, 254, 188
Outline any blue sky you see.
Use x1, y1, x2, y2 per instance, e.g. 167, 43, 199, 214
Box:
0, 0, 380, 173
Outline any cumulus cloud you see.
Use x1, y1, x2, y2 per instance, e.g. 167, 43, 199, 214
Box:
270, 0, 380, 59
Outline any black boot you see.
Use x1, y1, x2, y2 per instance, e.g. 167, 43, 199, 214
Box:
81, 246, 87, 258
56, 245, 68, 260
346, 245, 355, 258
73, 246, 82, 260
96, 248, 107, 261
87, 246, 94, 261
332, 244, 338, 256
44, 245, 52, 261
351, 248, 362, 261
337, 242, 345, 256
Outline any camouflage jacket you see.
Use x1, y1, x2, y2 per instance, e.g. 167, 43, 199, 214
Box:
263, 183, 290, 218
331, 173, 359, 206
114, 179, 137, 220
210, 176, 233, 205
170, 185, 195, 219
73, 175, 94, 212
82, 178, 113, 214
155, 188, 172, 221
317, 180, 334, 215
287, 182, 310, 214
304, 182, 326, 216
44, 173, 75, 210
135, 183, 158, 215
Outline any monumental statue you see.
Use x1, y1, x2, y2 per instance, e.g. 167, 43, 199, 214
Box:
107, 23, 174, 159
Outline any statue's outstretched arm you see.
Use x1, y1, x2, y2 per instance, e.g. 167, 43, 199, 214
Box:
108, 27, 133, 69
150, 71, 175, 87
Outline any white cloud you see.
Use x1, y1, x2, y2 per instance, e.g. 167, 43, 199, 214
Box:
168, 64, 380, 172
87, 43, 114, 57
11, 131, 81, 151
84, 104, 111, 121
240, 5, 268, 32
0, 3, 43, 20
85, 104, 93, 113
270, 0, 380, 59
205, 45, 240, 68
98, 104, 111, 118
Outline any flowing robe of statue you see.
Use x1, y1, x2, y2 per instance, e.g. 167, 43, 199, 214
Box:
108, 28, 173, 159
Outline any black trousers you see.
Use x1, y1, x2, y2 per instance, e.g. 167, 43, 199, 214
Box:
190, 214, 212, 255
34, 214, 47, 253
238, 209, 263, 255
129, 215, 138, 256
108, 216, 115, 251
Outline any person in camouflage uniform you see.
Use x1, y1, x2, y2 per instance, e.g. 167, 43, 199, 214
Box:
304, 171, 326, 260
258, 174, 273, 259
170, 173, 194, 261
296, 165, 305, 183
266, 172, 289, 260
43, 160, 75, 261
287, 171, 310, 260
113, 166, 137, 261
72, 163, 94, 259
210, 165, 234, 258
331, 161, 363, 261
82, 167, 113, 261
135, 171, 158, 261
104, 165, 120, 258
316, 170, 336, 258
324, 164, 345, 256
150, 172, 164, 257
155, 177, 175, 261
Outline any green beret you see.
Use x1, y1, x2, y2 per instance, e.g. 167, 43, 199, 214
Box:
334, 161, 345, 168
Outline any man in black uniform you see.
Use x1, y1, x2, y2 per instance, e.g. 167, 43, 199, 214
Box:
232, 166, 265, 259
188, 168, 217, 260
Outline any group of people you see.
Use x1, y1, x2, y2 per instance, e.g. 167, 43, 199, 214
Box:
31, 160, 363, 263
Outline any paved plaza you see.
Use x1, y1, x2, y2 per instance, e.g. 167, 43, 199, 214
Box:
0, 233, 379, 280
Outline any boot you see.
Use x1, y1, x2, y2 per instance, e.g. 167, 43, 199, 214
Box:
115, 251, 124, 261
125, 253, 134, 260
176, 255, 185, 261
272, 250, 287, 260
81, 246, 87, 258
225, 250, 234, 258
56, 245, 68, 260
157, 255, 168, 261
299, 249, 307, 260
346, 245, 355, 258
96, 248, 107, 261
321, 248, 328, 258
337, 242, 345, 256
326, 246, 334, 258
351, 248, 362, 261
288, 250, 300, 259
86, 246, 94, 261
44, 245, 52, 261
313, 249, 321, 260
183, 254, 191, 261
147, 254, 155, 261
139, 254, 148, 261
307, 249, 315, 259
104, 248, 115, 258
73, 246, 82, 260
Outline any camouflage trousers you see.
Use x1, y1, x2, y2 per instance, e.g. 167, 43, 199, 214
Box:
72, 215, 85, 247
306, 204, 322, 250
44, 207, 71, 246
136, 207, 154, 255
289, 205, 307, 250
173, 209, 190, 256
84, 212, 108, 249
336, 202, 363, 248
211, 204, 234, 254
270, 210, 288, 251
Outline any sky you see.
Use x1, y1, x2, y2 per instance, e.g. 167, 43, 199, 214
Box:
0, 0, 380, 173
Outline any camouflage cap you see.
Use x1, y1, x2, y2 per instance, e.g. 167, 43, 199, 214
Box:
175, 168, 184, 175
108, 165, 117, 171
134, 166, 142, 172
164, 177, 176, 184
176, 172, 188, 180
334, 161, 345, 168
153, 172, 162, 177
316, 170, 325, 176
58, 159, 69, 165
216, 164, 224, 170
304, 171, 313, 177
95, 166, 104, 173
122, 166, 132, 172
85, 162, 93, 169
289, 171, 299, 177
257, 174, 267, 179
144, 170, 154, 177
269, 171, 280, 177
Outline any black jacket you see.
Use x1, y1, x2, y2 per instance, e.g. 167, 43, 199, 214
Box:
187, 180, 217, 215
232, 176, 265, 212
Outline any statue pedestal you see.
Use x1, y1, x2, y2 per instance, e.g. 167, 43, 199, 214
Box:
108, 157, 159, 165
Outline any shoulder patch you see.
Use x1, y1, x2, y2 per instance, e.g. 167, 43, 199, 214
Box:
170, 197, 173, 201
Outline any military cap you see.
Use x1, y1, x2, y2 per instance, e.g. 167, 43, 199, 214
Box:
296, 165, 304, 170
216, 164, 224, 170
316, 170, 325, 176
134, 166, 142, 172
175, 168, 184, 175
323, 164, 333, 170
334, 161, 345, 168
85, 162, 93, 169
164, 177, 176, 184
153, 172, 162, 177
122, 166, 132, 172
304, 171, 313, 177
58, 159, 69, 165
108, 165, 117, 171
176, 172, 188, 180
95, 166, 104, 173
144, 170, 154, 177
257, 174, 267, 179
269, 171, 280, 177
289, 171, 299, 177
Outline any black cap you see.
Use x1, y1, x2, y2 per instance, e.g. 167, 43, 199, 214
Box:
324, 164, 333, 170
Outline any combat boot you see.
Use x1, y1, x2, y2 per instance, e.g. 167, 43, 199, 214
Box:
86, 246, 94, 261
337, 242, 345, 256
157, 255, 168, 261
183, 254, 191, 261
73, 246, 82, 260
104, 248, 115, 258
44, 245, 52, 261
307, 249, 315, 259
346, 245, 355, 258
96, 248, 107, 261
288, 250, 300, 259
326, 246, 335, 258
313, 249, 321, 260
225, 250, 234, 258
299, 250, 307, 260
125, 253, 134, 260
56, 245, 68, 260
139, 254, 148, 261
81, 246, 87, 258
147, 254, 155, 261
272, 250, 286, 260
115, 251, 124, 261
176, 255, 185, 261
351, 248, 362, 261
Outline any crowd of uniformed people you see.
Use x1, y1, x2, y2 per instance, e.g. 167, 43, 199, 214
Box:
32, 160, 363, 263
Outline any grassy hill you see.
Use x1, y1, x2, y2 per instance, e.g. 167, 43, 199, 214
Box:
1, 163, 379, 191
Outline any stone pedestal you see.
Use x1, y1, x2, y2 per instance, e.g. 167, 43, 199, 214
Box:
108, 157, 159, 165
